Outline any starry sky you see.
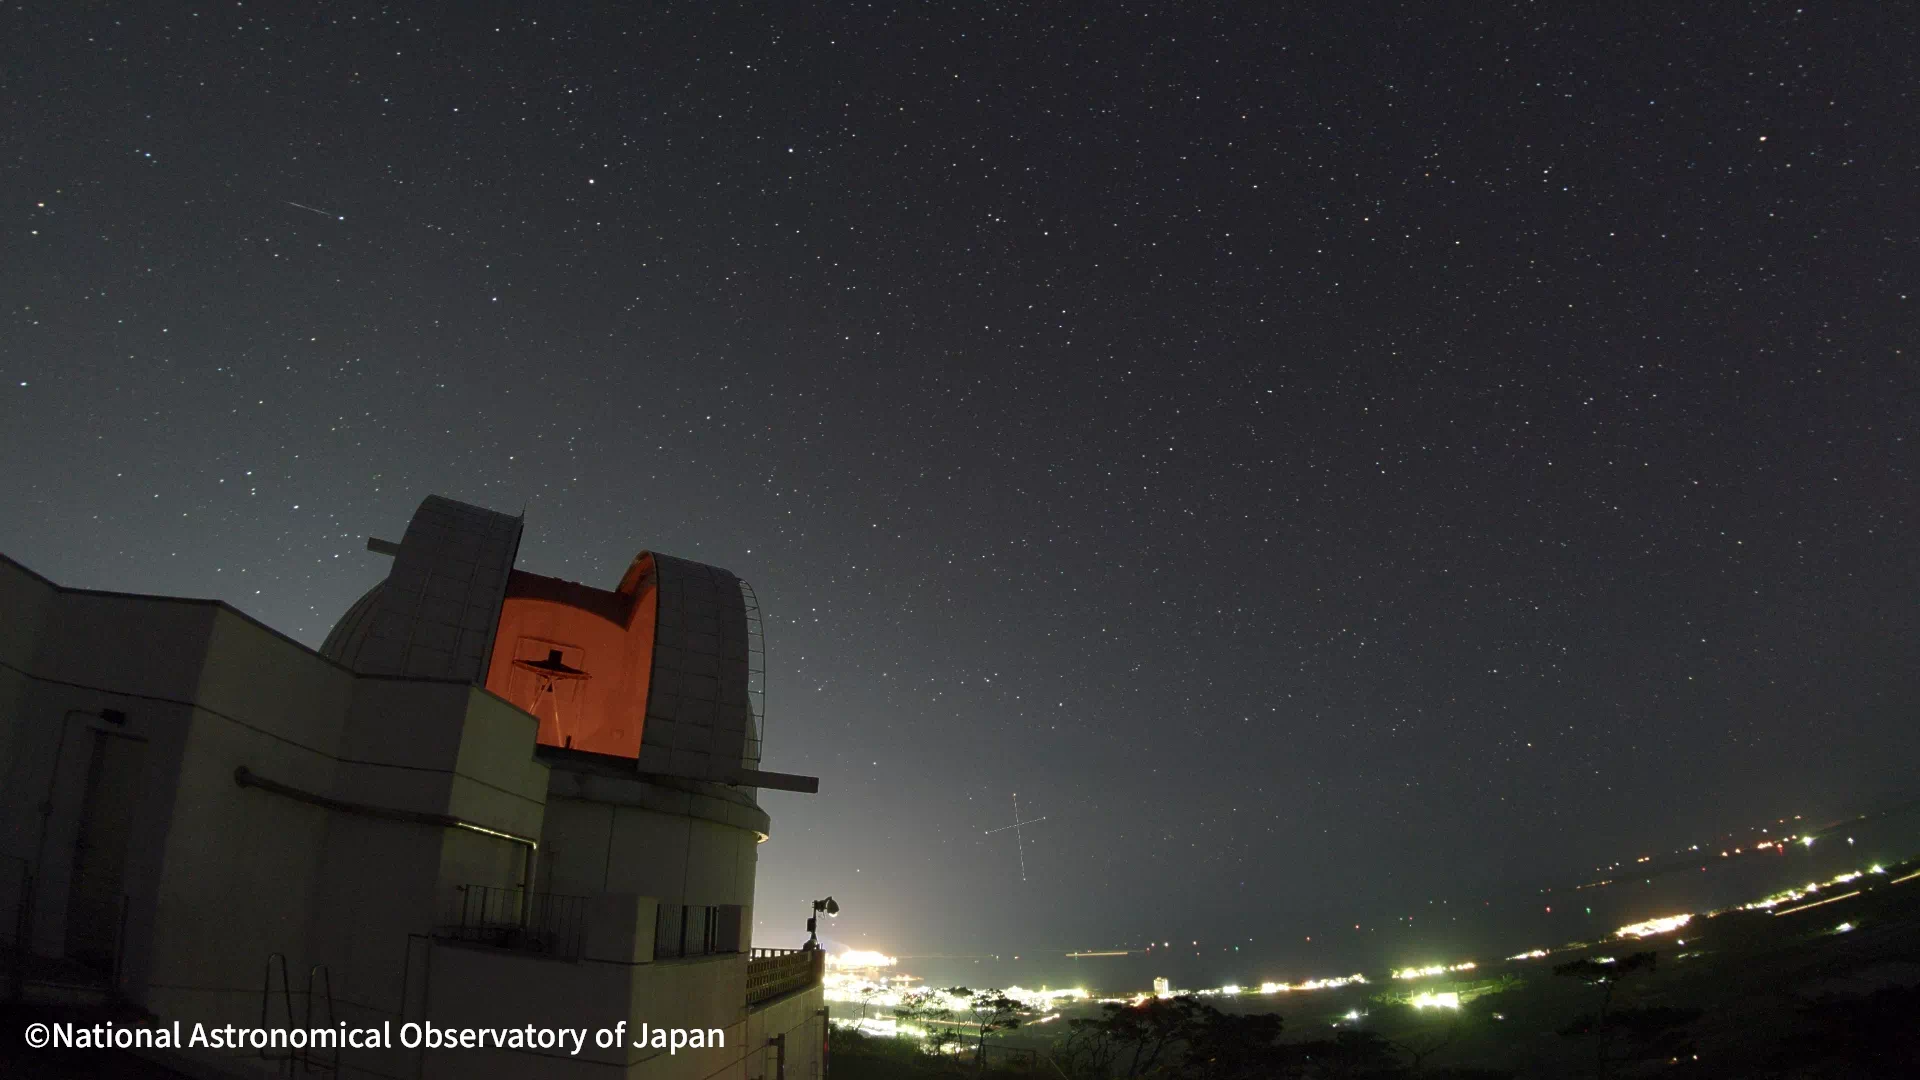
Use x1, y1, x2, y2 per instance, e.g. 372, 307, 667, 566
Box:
2, 4, 1915, 973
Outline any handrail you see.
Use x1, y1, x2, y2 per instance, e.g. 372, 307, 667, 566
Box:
747, 948, 824, 1005
439, 885, 586, 959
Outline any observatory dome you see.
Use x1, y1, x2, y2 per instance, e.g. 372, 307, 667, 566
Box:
321, 494, 774, 787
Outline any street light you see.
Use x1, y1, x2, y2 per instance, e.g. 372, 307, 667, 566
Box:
805, 897, 838, 949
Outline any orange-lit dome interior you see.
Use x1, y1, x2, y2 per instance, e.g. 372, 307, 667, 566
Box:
483, 552, 659, 757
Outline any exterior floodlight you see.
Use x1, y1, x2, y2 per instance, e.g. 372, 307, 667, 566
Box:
805, 897, 839, 949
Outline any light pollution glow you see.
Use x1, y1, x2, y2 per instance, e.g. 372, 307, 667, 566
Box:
824, 853, 1915, 1030
1391, 961, 1478, 980
826, 950, 898, 970
1614, 914, 1691, 939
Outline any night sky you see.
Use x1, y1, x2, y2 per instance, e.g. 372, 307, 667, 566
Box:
3, 4, 1915, 971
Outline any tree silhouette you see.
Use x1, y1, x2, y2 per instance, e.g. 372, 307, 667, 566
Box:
894, 988, 962, 1058
1553, 952, 1666, 1079
1058, 996, 1288, 1080
948, 987, 1025, 1072
1181, 1008, 1286, 1079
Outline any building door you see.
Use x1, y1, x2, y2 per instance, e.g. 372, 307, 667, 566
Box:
65, 730, 146, 973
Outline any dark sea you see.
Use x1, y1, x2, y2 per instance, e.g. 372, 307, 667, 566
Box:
889, 803, 1920, 997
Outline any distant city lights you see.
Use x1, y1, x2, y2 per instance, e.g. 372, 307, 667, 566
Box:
1255, 974, 1367, 994
1614, 914, 1691, 939
828, 950, 898, 970
822, 846, 1919, 1049
1391, 961, 1477, 980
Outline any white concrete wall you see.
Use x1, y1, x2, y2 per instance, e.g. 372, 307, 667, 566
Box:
6, 590, 219, 984
1, 554, 798, 1080
540, 790, 761, 914
297, 681, 550, 1055
743, 988, 828, 1080
0, 558, 57, 852
143, 605, 355, 1028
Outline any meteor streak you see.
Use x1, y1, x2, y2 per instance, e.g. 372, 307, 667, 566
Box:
285, 200, 344, 220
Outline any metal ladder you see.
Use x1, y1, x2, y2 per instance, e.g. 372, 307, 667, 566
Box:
261, 954, 339, 1074
304, 963, 338, 1074
261, 953, 296, 1073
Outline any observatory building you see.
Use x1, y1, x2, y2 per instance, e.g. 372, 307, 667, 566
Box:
0, 495, 825, 1080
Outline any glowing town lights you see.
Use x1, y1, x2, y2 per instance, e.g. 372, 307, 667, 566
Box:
1255, 974, 1367, 994
829, 1017, 901, 1037
1833, 872, 1861, 884
825, 980, 1088, 1015
1834, 923, 1855, 934
828, 950, 898, 969
1001, 986, 1090, 1008
1772, 890, 1861, 917
1869, 865, 1886, 875
1392, 961, 1476, 980
1614, 914, 1692, 939
1802, 837, 1815, 848
1411, 992, 1461, 1009
1219, 985, 1242, 995
1507, 949, 1550, 960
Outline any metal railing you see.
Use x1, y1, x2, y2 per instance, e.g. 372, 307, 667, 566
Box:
747, 947, 823, 1005
438, 885, 586, 960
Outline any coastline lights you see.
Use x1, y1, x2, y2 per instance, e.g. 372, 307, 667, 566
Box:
1391, 961, 1477, 980
1614, 914, 1692, 939
827, 950, 898, 970
1506, 949, 1550, 961
824, 981, 1087, 1013
1256, 974, 1367, 994
1003, 986, 1090, 1008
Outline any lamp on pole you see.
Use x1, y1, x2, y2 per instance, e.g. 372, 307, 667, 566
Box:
805, 896, 838, 950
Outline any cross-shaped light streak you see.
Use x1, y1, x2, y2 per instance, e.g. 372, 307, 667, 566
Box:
984, 793, 1047, 882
